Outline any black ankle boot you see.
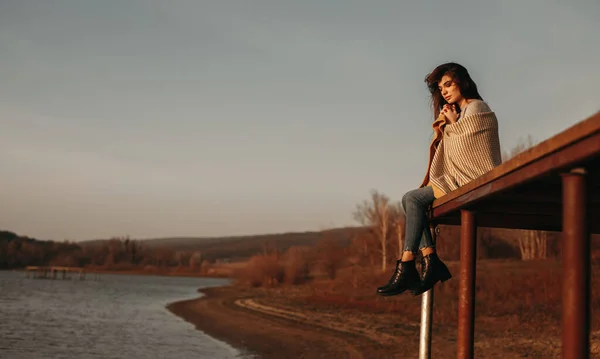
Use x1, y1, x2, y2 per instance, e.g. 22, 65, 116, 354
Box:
412, 253, 452, 296
376, 260, 420, 296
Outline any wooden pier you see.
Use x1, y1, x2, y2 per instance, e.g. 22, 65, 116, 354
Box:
25, 266, 86, 280
418, 110, 600, 359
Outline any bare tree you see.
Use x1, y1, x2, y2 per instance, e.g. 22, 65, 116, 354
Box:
189, 251, 203, 271
353, 190, 391, 272
389, 202, 406, 259
519, 230, 548, 260
504, 135, 548, 260
502, 134, 536, 162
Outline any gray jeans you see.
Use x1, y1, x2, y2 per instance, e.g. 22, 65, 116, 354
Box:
401, 186, 436, 254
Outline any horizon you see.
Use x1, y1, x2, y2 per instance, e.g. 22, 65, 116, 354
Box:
49, 224, 364, 243
2, 0, 599, 241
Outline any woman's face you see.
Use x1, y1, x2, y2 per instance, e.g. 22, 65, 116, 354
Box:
438, 74, 463, 105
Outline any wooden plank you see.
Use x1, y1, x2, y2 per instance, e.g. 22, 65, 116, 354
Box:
477, 202, 563, 216
434, 213, 561, 232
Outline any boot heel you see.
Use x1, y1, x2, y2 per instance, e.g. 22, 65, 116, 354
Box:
440, 266, 452, 282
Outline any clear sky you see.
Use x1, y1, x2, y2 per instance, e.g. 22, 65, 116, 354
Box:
1, 0, 599, 241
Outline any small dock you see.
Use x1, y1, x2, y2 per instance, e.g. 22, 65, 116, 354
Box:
25, 266, 86, 280
418, 111, 600, 359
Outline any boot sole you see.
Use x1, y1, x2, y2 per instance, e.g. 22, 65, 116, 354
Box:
378, 282, 423, 297
412, 271, 452, 296
376, 288, 409, 297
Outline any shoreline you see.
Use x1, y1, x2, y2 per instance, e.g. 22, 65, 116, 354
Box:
6, 267, 229, 279
166, 285, 388, 359
163, 272, 593, 359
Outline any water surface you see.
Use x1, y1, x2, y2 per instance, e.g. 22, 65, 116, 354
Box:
0, 271, 250, 359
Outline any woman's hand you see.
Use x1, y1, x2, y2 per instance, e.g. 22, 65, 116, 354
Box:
442, 104, 459, 124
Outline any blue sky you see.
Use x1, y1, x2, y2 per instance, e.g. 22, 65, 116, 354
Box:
1, 0, 599, 240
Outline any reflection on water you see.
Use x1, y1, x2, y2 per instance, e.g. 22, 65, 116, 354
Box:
0, 271, 249, 359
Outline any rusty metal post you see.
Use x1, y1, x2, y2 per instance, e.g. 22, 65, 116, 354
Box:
561, 169, 590, 359
458, 209, 477, 359
418, 226, 439, 359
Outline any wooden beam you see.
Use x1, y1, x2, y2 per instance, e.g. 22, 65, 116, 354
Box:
477, 202, 563, 216
433, 209, 600, 233
433, 213, 562, 232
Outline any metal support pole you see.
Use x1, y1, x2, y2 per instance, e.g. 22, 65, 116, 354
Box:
458, 209, 477, 359
418, 225, 438, 359
561, 169, 590, 359
419, 289, 434, 359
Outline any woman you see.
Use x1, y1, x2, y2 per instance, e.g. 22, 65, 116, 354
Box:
377, 62, 502, 296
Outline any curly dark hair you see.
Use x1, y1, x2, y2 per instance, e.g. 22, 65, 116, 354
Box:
424, 62, 483, 119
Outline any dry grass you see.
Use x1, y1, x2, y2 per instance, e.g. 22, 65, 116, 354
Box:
300, 259, 600, 327
231, 259, 600, 358
237, 253, 285, 287
223, 231, 600, 356
236, 241, 600, 329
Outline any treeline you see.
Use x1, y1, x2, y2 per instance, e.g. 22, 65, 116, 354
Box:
0, 231, 81, 269
141, 227, 362, 261
0, 231, 206, 272
0, 226, 365, 273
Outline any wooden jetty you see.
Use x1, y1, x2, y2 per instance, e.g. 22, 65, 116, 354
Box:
418, 110, 600, 359
25, 266, 86, 280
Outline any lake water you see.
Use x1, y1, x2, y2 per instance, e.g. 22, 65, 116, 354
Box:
0, 270, 251, 359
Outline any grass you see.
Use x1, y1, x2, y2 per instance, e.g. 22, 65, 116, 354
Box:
303, 259, 598, 326
232, 257, 600, 357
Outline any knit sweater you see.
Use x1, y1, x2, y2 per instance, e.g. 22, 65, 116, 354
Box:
419, 100, 502, 198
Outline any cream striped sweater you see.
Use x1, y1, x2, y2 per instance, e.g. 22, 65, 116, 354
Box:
420, 100, 502, 197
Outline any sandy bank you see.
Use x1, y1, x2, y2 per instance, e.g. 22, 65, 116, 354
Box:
166, 285, 390, 359
165, 280, 600, 358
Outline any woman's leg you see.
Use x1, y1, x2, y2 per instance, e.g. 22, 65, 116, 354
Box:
407, 192, 452, 295
376, 186, 435, 296
418, 229, 436, 256
377, 186, 452, 296
401, 186, 436, 260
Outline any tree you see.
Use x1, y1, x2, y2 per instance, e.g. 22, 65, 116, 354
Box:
353, 190, 391, 272
502, 134, 535, 162
282, 246, 312, 284
519, 230, 548, 260
389, 202, 406, 259
189, 251, 203, 271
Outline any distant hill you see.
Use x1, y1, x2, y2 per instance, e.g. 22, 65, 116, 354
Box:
80, 226, 369, 262
8, 225, 600, 268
